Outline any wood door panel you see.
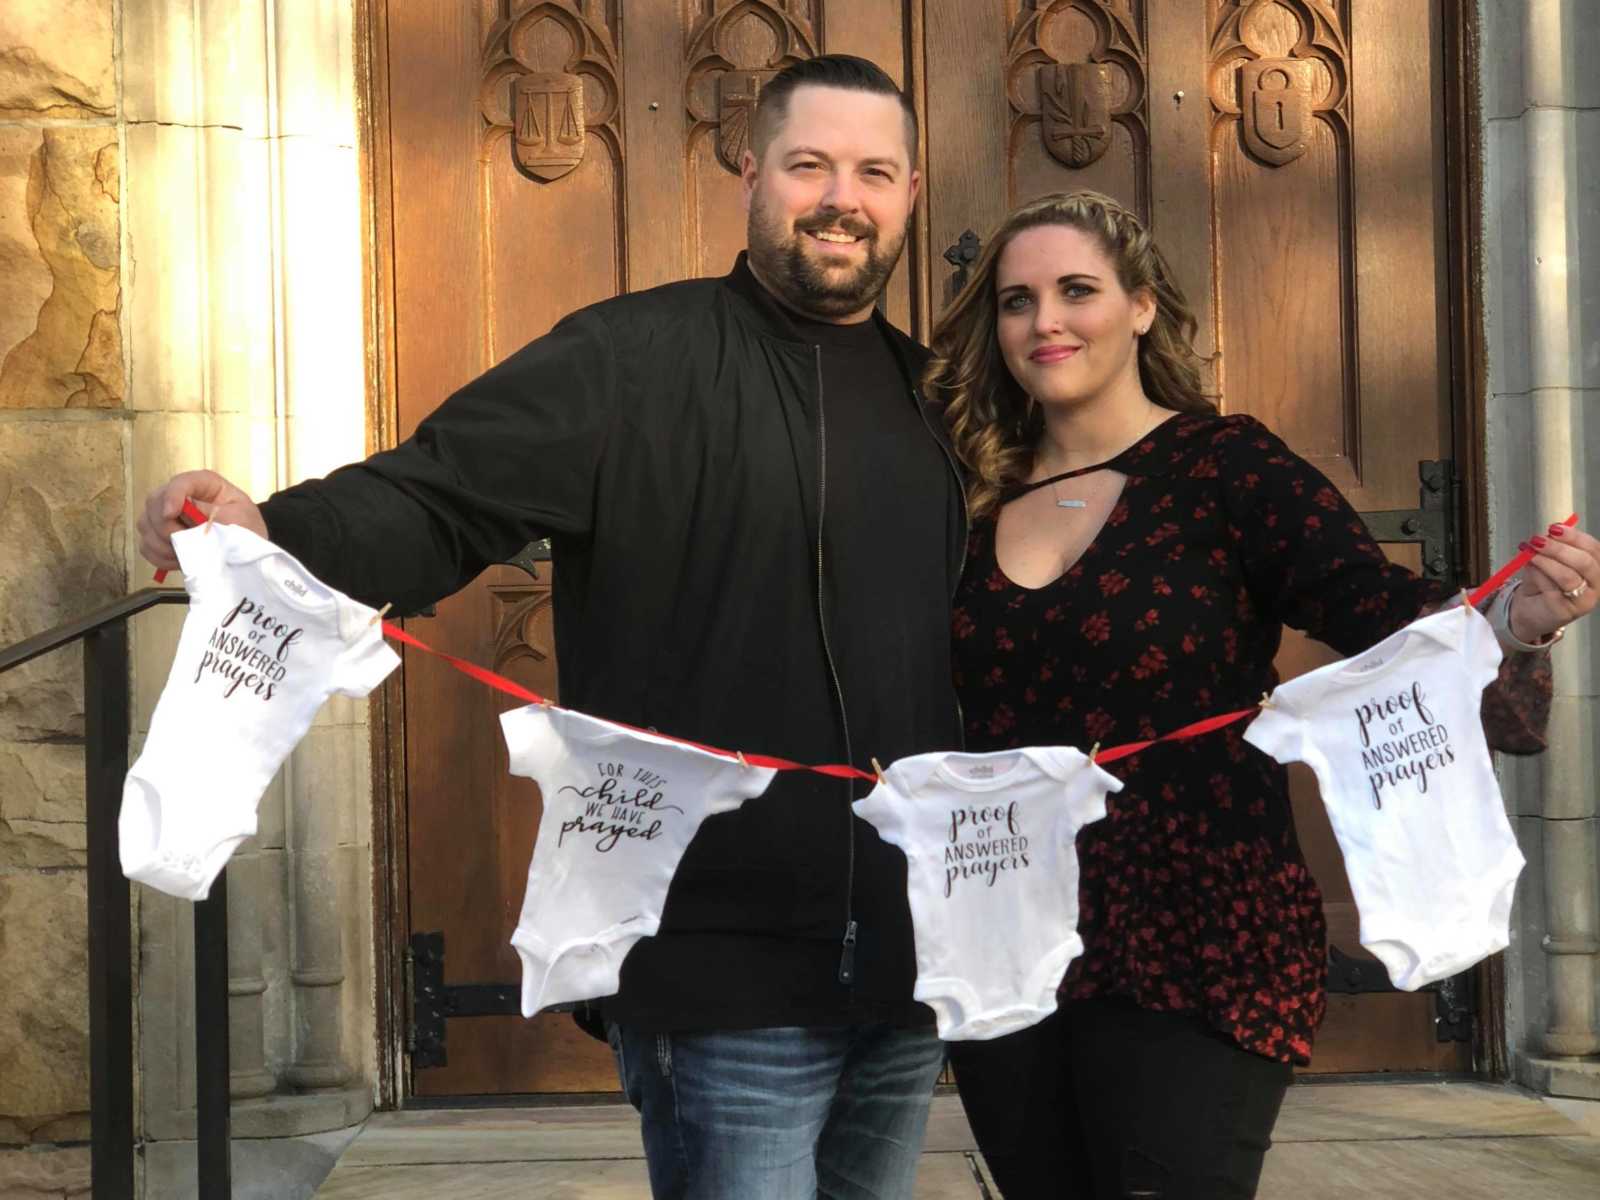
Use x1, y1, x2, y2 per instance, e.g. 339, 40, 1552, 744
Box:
1214, 120, 1357, 491
922, 0, 1467, 1075
1006, 1, 1152, 219
1347, 0, 1450, 514
389, 0, 925, 1098
384, 0, 1471, 1095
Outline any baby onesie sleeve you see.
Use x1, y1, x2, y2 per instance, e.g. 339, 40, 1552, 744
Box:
697, 754, 779, 813
852, 780, 911, 853
330, 609, 401, 698
171, 522, 225, 587
500, 704, 566, 793
1242, 695, 1307, 767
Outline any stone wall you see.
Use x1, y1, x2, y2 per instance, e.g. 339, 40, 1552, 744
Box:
1482, 0, 1600, 1099
0, 2, 122, 1196
3, 3, 376, 1196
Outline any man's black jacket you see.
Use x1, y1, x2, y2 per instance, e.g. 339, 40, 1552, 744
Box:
260, 255, 968, 1031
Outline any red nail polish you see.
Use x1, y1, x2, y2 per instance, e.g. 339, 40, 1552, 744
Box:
1519, 541, 1531, 552
1532, 536, 1548, 548
1550, 525, 1567, 537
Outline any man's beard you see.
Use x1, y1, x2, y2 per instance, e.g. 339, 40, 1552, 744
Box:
747, 191, 907, 319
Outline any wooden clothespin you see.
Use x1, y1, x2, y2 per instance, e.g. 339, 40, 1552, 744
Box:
1259, 691, 1272, 708
538, 695, 553, 709
1088, 742, 1100, 764
871, 756, 886, 783
736, 750, 749, 769
367, 601, 393, 628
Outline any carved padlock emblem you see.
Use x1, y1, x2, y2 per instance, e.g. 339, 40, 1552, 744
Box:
1041, 62, 1112, 169
1241, 58, 1316, 167
513, 72, 585, 181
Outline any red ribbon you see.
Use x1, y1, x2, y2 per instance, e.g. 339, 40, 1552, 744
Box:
380, 620, 878, 781
151, 509, 1580, 781
1093, 707, 1260, 766
152, 498, 212, 583
1467, 512, 1578, 607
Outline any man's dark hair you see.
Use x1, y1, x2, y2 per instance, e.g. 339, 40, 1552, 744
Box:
749, 54, 919, 164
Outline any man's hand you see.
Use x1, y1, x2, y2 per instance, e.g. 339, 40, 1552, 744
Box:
137, 470, 267, 571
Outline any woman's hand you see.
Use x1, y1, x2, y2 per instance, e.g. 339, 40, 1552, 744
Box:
1509, 522, 1600, 643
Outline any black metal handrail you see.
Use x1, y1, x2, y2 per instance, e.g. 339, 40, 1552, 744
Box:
0, 587, 233, 1199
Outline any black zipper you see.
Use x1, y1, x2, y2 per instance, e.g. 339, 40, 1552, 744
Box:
812, 344, 858, 985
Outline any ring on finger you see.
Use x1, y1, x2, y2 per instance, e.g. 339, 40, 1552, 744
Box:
1561, 581, 1589, 602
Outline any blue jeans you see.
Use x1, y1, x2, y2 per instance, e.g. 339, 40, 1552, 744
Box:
607, 1022, 945, 1200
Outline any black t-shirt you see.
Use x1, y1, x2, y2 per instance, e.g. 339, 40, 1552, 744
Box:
786, 309, 956, 790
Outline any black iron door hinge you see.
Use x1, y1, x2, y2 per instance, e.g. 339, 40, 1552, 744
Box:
944, 229, 982, 293
407, 932, 521, 1068
1325, 945, 1474, 1042
1359, 459, 1461, 585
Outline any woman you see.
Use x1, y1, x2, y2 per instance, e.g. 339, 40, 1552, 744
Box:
923, 191, 1599, 1199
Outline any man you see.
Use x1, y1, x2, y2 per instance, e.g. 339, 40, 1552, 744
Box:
138, 56, 965, 1199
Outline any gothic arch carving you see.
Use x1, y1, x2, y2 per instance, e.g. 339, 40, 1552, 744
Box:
1007, 1, 1149, 173
1209, 0, 1350, 168
480, 1, 622, 182
685, 1, 819, 174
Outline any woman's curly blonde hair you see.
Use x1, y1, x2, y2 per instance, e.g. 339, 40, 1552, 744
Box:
925, 190, 1215, 519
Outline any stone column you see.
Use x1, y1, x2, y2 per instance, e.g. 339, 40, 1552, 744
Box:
227, 854, 278, 1099
1482, 0, 1600, 1096
269, 0, 371, 1097
284, 733, 352, 1091
1520, 0, 1600, 1071
123, 0, 282, 1139
122, 0, 374, 1165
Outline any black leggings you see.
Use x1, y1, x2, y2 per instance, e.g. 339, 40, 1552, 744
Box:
947, 999, 1292, 1200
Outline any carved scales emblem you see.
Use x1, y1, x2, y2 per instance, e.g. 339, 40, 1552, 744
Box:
1040, 62, 1113, 169
513, 72, 586, 181
1241, 59, 1317, 167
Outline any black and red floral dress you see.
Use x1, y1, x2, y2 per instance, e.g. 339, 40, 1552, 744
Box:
951, 412, 1549, 1064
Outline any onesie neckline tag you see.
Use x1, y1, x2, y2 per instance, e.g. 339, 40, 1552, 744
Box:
933, 751, 1029, 791
1336, 623, 1423, 682
263, 554, 338, 617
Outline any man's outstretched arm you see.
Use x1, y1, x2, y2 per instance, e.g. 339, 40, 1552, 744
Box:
137, 308, 619, 612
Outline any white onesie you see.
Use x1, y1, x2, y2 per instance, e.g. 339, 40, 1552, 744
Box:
500, 704, 776, 1016
121, 524, 399, 900
853, 747, 1119, 1041
1244, 604, 1524, 990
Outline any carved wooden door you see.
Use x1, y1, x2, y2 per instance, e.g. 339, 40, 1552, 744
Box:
381, 0, 926, 1098
381, 0, 1472, 1098
922, 0, 1470, 1073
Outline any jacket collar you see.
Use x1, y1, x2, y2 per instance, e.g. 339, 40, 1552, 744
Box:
721, 252, 927, 365
723, 251, 808, 343
721, 251, 947, 447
